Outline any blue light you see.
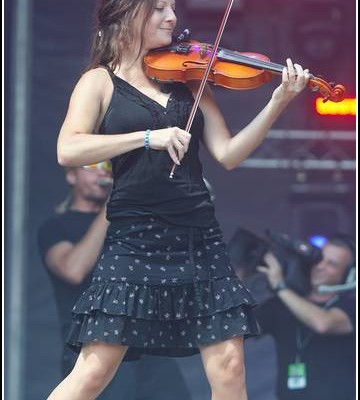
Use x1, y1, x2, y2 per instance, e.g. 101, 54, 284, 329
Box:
309, 235, 328, 248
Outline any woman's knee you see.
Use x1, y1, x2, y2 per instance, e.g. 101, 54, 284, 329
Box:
71, 343, 126, 393
201, 337, 247, 391
208, 354, 246, 390
75, 359, 113, 393
221, 356, 246, 387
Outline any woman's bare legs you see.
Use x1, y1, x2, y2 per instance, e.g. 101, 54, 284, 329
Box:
47, 342, 128, 400
200, 337, 248, 400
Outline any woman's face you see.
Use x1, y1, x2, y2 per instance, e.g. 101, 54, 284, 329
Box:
142, 0, 177, 50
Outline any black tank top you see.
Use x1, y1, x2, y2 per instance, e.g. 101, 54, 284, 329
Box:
100, 67, 216, 227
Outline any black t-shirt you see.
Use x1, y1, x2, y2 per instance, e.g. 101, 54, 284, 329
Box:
100, 69, 216, 228
254, 294, 356, 400
38, 210, 97, 339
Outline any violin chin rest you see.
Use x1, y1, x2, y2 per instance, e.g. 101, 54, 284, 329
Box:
160, 83, 173, 93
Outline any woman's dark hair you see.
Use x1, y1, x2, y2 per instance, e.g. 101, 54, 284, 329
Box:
87, 0, 157, 71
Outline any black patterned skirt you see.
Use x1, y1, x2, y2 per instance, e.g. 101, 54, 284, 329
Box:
67, 216, 260, 359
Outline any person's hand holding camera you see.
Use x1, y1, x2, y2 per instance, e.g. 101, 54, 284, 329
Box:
257, 252, 287, 293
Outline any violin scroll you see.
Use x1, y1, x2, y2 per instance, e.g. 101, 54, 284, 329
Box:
308, 76, 346, 103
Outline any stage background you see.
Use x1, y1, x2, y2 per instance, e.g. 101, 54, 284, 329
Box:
5, 0, 356, 399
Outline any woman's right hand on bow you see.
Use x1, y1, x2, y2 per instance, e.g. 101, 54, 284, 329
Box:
149, 127, 191, 165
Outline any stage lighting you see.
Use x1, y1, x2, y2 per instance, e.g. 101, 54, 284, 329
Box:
309, 235, 328, 248
315, 98, 356, 116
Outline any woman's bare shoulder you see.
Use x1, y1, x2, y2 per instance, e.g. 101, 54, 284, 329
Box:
70, 67, 113, 102
78, 67, 112, 87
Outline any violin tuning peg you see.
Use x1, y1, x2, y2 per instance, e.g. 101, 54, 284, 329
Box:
316, 74, 330, 83
176, 29, 191, 43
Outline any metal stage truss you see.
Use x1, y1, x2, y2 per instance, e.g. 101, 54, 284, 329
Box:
238, 130, 356, 171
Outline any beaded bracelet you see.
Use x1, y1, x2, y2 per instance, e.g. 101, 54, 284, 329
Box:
144, 129, 151, 150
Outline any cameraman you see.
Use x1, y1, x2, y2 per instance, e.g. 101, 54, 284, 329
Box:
255, 237, 355, 400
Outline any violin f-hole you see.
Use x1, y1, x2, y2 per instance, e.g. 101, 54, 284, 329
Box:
183, 60, 208, 67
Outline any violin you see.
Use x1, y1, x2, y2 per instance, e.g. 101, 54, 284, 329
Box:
144, 39, 345, 103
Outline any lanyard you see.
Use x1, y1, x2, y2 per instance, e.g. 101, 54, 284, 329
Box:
295, 295, 339, 362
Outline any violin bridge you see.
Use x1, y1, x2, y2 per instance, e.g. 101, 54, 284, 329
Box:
199, 44, 208, 59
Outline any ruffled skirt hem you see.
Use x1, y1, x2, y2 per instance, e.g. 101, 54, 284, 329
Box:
67, 277, 260, 358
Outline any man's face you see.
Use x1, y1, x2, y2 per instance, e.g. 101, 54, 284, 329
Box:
67, 165, 112, 204
310, 243, 352, 288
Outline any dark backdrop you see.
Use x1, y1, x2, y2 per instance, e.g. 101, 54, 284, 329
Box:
5, 0, 355, 399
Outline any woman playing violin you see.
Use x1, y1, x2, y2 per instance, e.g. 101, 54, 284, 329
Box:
47, 0, 310, 399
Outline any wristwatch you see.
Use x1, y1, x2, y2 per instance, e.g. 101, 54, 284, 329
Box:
273, 281, 288, 293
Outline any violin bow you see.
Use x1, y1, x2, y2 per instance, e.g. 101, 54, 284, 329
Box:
169, 0, 236, 178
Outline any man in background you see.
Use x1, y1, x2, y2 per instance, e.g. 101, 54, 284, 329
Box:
38, 162, 191, 399
254, 235, 356, 400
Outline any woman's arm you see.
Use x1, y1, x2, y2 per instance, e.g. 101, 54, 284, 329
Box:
57, 68, 145, 167
197, 59, 310, 170
57, 68, 191, 167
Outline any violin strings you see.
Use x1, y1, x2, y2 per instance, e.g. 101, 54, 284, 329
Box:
219, 48, 285, 74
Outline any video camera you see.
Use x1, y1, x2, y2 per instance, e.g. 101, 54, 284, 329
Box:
227, 228, 323, 295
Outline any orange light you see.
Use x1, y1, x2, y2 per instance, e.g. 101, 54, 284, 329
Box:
315, 98, 356, 116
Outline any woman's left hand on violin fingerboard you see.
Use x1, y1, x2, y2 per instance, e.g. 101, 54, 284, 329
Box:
272, 58, 310, 104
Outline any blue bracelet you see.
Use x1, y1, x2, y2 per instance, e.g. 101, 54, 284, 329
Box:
144, 129, 150, 150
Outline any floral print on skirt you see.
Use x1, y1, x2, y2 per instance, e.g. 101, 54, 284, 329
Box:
67, 216, 260, 358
